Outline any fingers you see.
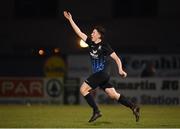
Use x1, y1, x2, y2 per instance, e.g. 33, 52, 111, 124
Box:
67, 12, 72, 18
123, 73, 127, 78
123, 72, 127, 77
119, 71, 127, 78
63, 11, 68, 17
63, 11, 72, 20
121, 74, 127, 78
121, 74, 126, 78
63, 11, 70, 15
63, 11, 68, 16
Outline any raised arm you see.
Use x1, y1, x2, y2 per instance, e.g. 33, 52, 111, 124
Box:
63, 11, 87, 41
110, 52, 127, 78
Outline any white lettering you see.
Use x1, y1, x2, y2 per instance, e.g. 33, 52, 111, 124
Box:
1, 81, 14, 94
15, 82, 28, 94
30, 82, 42, 94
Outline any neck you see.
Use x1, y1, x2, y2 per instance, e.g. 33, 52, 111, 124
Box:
94, 39, 102, 44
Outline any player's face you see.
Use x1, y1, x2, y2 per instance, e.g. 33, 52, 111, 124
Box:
91, 29, 101, 43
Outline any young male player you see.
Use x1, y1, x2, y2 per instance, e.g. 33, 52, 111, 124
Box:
64, 11, 140, 122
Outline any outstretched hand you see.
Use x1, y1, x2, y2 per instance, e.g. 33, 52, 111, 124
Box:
63, 11, 72, 20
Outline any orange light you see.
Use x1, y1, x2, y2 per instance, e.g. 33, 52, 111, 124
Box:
79, 39, 88, 48
54, 48, 60, 53
39, 49, 45, 55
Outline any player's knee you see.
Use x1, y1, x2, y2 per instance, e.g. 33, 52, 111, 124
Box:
107, 92, 120, 100
105, 88, 118, 100
113, 94, 118, 100
108, 93, 117, 100
80, 85, 90, 96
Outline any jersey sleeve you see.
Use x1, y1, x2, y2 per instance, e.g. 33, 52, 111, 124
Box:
104, 43, 114, 56
85, 37, 93, 46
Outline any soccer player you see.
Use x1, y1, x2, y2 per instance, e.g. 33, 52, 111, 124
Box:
63, 11, 140, 122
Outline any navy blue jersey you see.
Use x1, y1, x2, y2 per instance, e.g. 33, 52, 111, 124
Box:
85, 37, 114, 73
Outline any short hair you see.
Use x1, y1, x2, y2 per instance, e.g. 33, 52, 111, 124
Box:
94, 25, 106, 39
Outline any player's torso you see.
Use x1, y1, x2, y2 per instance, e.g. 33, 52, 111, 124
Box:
88, 43, 107, 73
89, 43, 104, 59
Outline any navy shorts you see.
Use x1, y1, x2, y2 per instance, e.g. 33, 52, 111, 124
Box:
85, 71, 113, 90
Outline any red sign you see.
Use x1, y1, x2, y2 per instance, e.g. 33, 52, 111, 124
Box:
0, 79, 44, 97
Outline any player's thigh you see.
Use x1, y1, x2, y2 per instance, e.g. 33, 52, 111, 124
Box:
86, 71, 109, 89
80, 82, 92, 96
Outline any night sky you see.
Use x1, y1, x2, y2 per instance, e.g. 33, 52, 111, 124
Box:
0, 0, 180, 76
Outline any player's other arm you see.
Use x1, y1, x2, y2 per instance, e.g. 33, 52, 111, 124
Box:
110, 52, 127, 78
63, 11, 87, 41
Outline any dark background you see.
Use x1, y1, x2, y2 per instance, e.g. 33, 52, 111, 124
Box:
0, 0, 180, 76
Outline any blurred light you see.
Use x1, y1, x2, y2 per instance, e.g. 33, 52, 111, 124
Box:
39, 49, 45, 56
79, 39, 88, 48
54, 48, 60, 54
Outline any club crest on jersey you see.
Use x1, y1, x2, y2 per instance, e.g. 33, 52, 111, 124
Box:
90, 52, 98, 58
90, 45, 102, 59
98, 45, 102, 50
92, 50, 97, 53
